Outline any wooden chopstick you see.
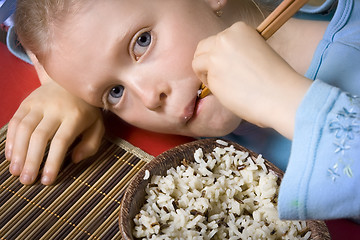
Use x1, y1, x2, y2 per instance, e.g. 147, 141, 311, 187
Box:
199, 0, 309, 99
256, 0, 310, 40
199, 83, 211, 99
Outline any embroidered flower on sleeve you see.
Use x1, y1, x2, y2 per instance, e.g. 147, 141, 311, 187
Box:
327, 94, 359, 182
327, 164, 340, 182
333, 139, 351, 155
329, 108, 360, 140
343, 164, 353, 178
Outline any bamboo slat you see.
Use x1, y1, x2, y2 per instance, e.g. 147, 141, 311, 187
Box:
0, 124, 153, 240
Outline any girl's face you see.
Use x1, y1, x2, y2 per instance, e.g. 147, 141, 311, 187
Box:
45, 0, 242, 137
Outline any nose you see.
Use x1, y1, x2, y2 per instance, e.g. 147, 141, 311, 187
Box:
133, 81, 169, 111
143, 91, 167, 110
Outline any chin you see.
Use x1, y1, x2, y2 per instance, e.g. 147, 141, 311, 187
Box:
190, 119, 242, 138
210, 117, 242, 136
197, 101, 242, 137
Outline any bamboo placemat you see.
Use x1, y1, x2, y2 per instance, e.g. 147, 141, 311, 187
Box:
0, 124, 154, 240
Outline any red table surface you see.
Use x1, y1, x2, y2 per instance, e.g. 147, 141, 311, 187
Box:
1, 41, 359, 239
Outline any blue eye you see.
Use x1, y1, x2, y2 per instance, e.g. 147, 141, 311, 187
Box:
133, 31, 152, 60
107, 85, 124, 105
137, 32, 151, 47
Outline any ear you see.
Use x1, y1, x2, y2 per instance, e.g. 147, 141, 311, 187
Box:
205, 0, 228, 12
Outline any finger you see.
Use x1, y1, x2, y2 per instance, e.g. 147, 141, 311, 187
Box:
5, 107, 31, 161
193, 35, 216, 58
192, 53, 210, 85
72, 119, 105, 163
192, 37, 217, 84
9, 111, 43, 176
40, 119, 84, 185
193, 37, 218, 87
20, 117, 61, 185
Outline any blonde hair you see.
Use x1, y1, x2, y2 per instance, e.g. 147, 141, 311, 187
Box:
15, 0, 87, 62
238, 0, 281, 26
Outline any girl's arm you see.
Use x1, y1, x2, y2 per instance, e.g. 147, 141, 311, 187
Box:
193, 22, 360, 220
5, 53, 105, 185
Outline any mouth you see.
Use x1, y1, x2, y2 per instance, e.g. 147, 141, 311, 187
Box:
183, 96, 197, 122
183, 84, 208, 123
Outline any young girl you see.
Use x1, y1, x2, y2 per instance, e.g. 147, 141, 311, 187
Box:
6, 0, 360, 222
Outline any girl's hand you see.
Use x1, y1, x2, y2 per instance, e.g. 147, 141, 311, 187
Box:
192, 22, 311, 138
5, 81, 105, 185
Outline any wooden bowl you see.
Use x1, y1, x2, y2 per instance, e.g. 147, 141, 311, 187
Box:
119, 138, 330, 239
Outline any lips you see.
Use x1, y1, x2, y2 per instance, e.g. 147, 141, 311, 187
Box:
182, 84, 207, 123
183, 96, 197, 122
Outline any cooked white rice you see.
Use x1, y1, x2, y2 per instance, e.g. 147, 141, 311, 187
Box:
133, 142, 311, 239
144, 170, 151, 180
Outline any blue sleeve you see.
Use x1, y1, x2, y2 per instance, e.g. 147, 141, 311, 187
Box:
6, 26, 32, 64
1, 0, 31, 63
278, 80, 360, 220
0, 0, 16, 24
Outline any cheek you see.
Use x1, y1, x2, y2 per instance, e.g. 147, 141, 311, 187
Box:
155, 46, 198, 88
156, 25, 200, 72
161, 48, 194, 71
110, 102, 160, 131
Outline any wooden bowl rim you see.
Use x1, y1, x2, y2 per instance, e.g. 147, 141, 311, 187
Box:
119, 138, 330, 240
